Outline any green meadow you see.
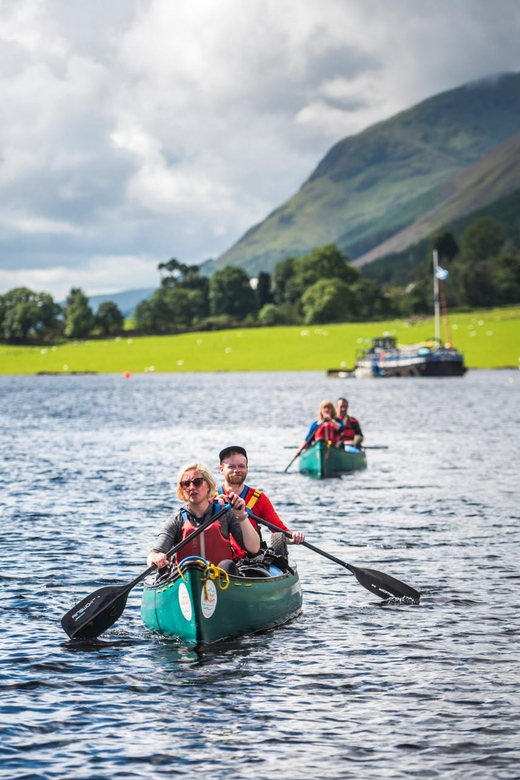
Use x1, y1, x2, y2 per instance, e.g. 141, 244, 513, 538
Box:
1, 306, 520, 375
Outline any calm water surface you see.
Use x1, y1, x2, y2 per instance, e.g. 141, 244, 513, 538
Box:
1, 370, 519, 779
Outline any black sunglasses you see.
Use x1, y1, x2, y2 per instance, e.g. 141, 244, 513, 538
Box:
180, 477, 206, 489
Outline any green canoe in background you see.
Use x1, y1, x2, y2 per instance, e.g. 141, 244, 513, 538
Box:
299, 439, 367, 478
141, 557, 303, 645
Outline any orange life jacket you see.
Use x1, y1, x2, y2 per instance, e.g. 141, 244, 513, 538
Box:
176, 506, 234, 565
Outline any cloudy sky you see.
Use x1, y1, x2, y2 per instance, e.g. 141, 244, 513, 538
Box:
1, 0, 520, 299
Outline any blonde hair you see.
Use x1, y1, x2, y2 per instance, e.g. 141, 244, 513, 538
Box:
176, 462, 217, 500
318, 400, 335, 420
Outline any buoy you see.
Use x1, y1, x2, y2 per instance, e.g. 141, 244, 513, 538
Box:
123, 370, 131, 379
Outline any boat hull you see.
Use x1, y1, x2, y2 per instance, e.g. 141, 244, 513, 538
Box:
141, 558, 303, 645
299, 439, 367, 478
355, 347, 466, 378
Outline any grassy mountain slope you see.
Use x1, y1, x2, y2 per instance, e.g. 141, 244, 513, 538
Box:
362, 186, 520, 286
209, 72, 520, 276
355, 132, 520, 267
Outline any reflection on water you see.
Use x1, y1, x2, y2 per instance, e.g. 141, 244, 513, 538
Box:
1, 371, 520, 779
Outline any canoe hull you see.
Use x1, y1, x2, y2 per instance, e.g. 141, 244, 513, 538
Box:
299, 439, 367, 478
141, 558, 302, 645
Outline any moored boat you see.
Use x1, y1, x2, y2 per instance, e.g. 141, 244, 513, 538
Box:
299, 439, 367, 478
354, 335, 467, 378
348, 250, 467, 379
141, 556, 302, 645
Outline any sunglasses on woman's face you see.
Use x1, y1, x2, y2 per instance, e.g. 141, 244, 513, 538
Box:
180, 477, 205, 489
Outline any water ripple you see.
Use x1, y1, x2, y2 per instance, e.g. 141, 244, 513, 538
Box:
1, 371, 519, 779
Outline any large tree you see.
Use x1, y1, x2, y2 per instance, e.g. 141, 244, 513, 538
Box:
64, 288, 93, 339
459, 217, 504, 262
209, 266, 257, 320
0, 287, 62, 342
491, 245, 520, 304
301, 279, 355, 324
431, 229, 459, 263
256, 271, 273, 309
95, 301, 124, 336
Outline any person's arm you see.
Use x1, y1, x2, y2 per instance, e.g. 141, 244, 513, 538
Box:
296, 421, 317, 455
351, 419, 363, 448
146, 513, 182, 568
255, 493, 305, 544
332, 417, 344, 432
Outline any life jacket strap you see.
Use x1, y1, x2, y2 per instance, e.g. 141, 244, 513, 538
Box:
246, 489, 262, 510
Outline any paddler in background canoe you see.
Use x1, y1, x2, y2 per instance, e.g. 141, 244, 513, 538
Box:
217, 445, 305, 561
146, 461, 260, 571
335, 397, 364, 450
295, 399, 344, 457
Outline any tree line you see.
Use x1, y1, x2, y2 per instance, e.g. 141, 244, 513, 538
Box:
1, 215, 519, 344
0, 288, 124, 343
395, 217, 520, 313
133, 247, 392, 333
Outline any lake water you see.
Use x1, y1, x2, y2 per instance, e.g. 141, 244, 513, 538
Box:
1, 370, 519, 779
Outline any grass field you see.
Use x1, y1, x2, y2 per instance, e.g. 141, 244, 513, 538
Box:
1, 306, 519, 375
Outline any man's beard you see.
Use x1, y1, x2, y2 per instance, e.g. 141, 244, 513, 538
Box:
227, 473, 245, 485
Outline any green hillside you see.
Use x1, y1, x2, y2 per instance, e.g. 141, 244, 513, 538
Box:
207, 72, 520, 276
363, 186, 520, 285
356, 132, 520, 267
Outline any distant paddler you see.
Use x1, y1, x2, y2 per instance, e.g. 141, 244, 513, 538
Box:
295, 399, 344, 457
335, 397, 364, 450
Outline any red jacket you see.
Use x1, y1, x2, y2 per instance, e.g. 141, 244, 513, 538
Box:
218, 484, 289, 559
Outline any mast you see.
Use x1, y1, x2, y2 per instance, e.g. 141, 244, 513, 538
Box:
432, 249, 440, 344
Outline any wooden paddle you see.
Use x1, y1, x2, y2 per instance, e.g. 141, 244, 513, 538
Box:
248, 512, 421, 601
61, 503, 232, 640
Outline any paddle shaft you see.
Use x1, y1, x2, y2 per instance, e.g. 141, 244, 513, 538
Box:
283, 428, 316, 472
247, 511, 420, 601
248, 512, 350, 568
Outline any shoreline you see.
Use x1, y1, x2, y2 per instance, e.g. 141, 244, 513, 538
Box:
0, 366, 515, 377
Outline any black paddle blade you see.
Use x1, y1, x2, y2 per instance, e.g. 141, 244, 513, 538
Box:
61, 584, 131, 640
347, 564, 421, 601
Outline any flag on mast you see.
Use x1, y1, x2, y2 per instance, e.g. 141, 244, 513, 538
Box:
435, 266, 449, 281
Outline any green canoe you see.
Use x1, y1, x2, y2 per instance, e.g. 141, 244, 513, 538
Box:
141, 557, 303, 645
299, 439, 367, 478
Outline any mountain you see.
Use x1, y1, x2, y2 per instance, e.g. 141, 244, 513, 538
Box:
355, 131, 520, 266
87, 287, 155, 317
206, 72, 520, 276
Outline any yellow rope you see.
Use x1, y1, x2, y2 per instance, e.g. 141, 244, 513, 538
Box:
201, 563, 230, 597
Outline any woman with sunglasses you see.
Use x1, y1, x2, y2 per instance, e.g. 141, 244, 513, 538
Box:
146, 462, 260, 570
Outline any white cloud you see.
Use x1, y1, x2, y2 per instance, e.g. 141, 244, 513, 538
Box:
0, 0, 520, 298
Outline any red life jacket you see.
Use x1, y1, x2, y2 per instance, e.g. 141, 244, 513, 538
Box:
217, 484, 262, 560
314, 421, 341, 445
341, 416, 360, 441
176, 506, 234, 565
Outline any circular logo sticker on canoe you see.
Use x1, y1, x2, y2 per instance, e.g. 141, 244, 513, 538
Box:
201, 580, 217, 618
178, 582, 192, 621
